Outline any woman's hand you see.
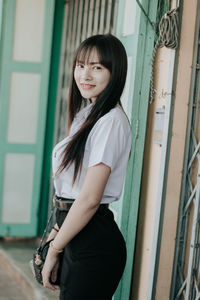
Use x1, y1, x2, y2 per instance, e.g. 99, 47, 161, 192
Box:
46, 224, 59, 242
41, 248, 60, 291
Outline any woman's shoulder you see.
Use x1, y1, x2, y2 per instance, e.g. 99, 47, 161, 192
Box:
99, 105, 131, 131
88, 105, 131, 144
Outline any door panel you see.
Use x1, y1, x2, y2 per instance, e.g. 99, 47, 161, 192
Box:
0, 0, 55, 236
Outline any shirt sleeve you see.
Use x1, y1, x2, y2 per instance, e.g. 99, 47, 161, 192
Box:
88, 116, 126, 170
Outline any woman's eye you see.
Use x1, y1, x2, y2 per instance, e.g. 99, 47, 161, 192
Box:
76, 64, 84, 68
94, 66, 102, 70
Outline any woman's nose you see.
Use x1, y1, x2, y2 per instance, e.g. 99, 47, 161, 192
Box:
81, 67, 92, 80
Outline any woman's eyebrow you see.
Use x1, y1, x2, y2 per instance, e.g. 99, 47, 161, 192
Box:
89, 61, 101, 65
76, 60, 101, 65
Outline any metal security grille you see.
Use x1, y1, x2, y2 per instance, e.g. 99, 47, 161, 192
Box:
170, 3, 200, 299
55, 0, 118, 141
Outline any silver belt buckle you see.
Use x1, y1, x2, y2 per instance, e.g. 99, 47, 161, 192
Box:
60, 199, 74, 210
53, 195, 65, 210
59, 200, 67, 210
53, 195, 74, 211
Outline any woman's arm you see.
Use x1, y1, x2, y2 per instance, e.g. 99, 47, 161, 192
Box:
42, 163, 111, 289
52, 163, 110, 250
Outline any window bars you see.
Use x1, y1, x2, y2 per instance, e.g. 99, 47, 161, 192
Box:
170, 3, 200, 299
55, 0, 118, 141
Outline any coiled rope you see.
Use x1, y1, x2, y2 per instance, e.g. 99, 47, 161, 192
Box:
150, 8, 179, 103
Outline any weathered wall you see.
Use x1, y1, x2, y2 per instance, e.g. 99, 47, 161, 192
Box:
131, 47, 171, 300
155, 0, 198, 298
131, 0, 198, 299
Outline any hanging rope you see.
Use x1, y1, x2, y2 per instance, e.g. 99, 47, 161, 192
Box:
150, 7, 179, 103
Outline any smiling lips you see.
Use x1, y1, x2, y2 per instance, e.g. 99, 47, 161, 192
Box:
80, 83, 95, 90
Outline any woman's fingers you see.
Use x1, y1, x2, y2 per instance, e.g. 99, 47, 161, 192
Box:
42, 271, 55, 290
51, 261, 59, 283
42, 270, 60, 290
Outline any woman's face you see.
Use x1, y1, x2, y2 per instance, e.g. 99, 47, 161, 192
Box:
74, 48, 111, 103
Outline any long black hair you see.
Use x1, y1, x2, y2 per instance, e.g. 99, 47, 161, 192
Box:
58, 34, 128, 182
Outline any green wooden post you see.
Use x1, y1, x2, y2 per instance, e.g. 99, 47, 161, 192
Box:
111, 1, 158, 299
39, 0, 65, 235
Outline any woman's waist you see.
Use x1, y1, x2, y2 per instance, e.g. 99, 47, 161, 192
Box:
53, 195, 110, 211
55, 193, 117, 205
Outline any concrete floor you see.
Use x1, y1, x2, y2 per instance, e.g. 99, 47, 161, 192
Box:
0, 238, 59, 300
0, 268, 28, 300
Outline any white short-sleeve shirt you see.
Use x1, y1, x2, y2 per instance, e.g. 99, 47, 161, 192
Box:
52, 103, 132, 204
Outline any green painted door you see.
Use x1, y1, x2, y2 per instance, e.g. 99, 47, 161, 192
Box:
111, 0, 158, 299
0, 0, 55, 236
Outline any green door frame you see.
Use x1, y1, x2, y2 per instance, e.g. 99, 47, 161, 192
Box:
113, 1, 159, 299
39, 0, 65, 234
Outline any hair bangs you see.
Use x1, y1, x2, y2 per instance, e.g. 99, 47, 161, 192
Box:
74, 41, 111, 71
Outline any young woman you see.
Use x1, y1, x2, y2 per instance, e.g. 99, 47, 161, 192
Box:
42, 34, 132, 300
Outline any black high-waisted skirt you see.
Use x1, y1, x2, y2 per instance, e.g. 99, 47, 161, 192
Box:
56, 205, 127, 300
